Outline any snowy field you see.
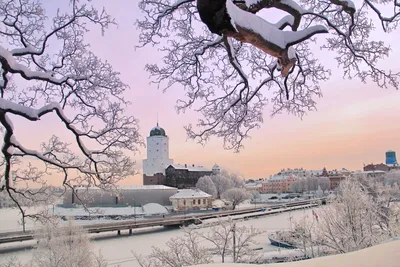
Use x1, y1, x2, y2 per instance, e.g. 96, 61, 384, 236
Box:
0, 207, 315, 266
0, 207, 41, 232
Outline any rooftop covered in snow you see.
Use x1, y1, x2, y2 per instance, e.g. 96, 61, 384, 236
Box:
170, 189, 212, 199
168, 164, 212, 172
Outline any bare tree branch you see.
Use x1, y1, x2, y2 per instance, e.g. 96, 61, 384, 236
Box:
137, 0, 399, 151
0, 0, 143, 227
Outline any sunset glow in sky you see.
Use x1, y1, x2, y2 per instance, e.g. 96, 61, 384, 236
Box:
10, 1, 400, 185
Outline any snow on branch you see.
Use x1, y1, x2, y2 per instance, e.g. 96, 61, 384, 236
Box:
274, 15, 296, 30
0, 0, 142, 226
138, 0, 399, 151
225, 0, 327, 76
0, 46, 80, 85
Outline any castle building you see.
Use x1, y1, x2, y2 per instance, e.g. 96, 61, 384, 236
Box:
165, 164, 213, 188
142, 123, 219, 188
143, 123, 173, 185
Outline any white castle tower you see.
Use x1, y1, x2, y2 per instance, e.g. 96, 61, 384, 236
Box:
142, 123, 173, 176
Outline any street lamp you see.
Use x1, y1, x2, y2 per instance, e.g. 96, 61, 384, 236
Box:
133, 198, 136, 224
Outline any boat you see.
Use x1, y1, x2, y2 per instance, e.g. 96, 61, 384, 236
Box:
268, 231, 297, 249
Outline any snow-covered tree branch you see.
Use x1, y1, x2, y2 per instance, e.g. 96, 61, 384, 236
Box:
0, 0, 142, 226
287, 175, 400, 256
134, 218, 263, 266
134, 226, 212, 267
32, 219, 107, 267
137, 0, 400, 150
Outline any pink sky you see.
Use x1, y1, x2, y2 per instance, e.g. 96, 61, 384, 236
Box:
10, 1, 400, 185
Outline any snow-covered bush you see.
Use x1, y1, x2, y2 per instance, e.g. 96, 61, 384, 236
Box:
134, 227, 212, 267
318, 178, 380, 253
288, 176, 400, 255
250, 190, 261, 200
33, 219, 107, 267
211, 175, 233, 199
196, 170, 245, 199
290, 176, 330, 193
196, 176, 218, 198
134, 217, 262, 265
220, 170, 245, 188
289, 215, 328, 258
383, 171, 400, 191
222, 188, 251, 210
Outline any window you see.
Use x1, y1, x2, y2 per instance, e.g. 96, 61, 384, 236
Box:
203, 199, 206, 204
193, 199, 196, 204
183, 200, 186, 205
198, 199, 201, 205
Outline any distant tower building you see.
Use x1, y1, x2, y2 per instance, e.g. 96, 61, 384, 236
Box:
143, 123, 173, 184
212, 164, 221, 175
321, 167, 328, 177
386, 150, 397, 166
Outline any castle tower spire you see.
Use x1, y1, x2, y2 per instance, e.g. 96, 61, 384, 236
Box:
143, 122, 173, 181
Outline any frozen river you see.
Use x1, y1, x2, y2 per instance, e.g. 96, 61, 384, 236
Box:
0, 207, 315, 266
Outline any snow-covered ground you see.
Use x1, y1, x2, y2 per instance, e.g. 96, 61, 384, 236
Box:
0, 207, 41, 232
0, 207, 314, 266
192, 239, 400, 267
0, 204, 168, 233
54, 206, 145, 216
